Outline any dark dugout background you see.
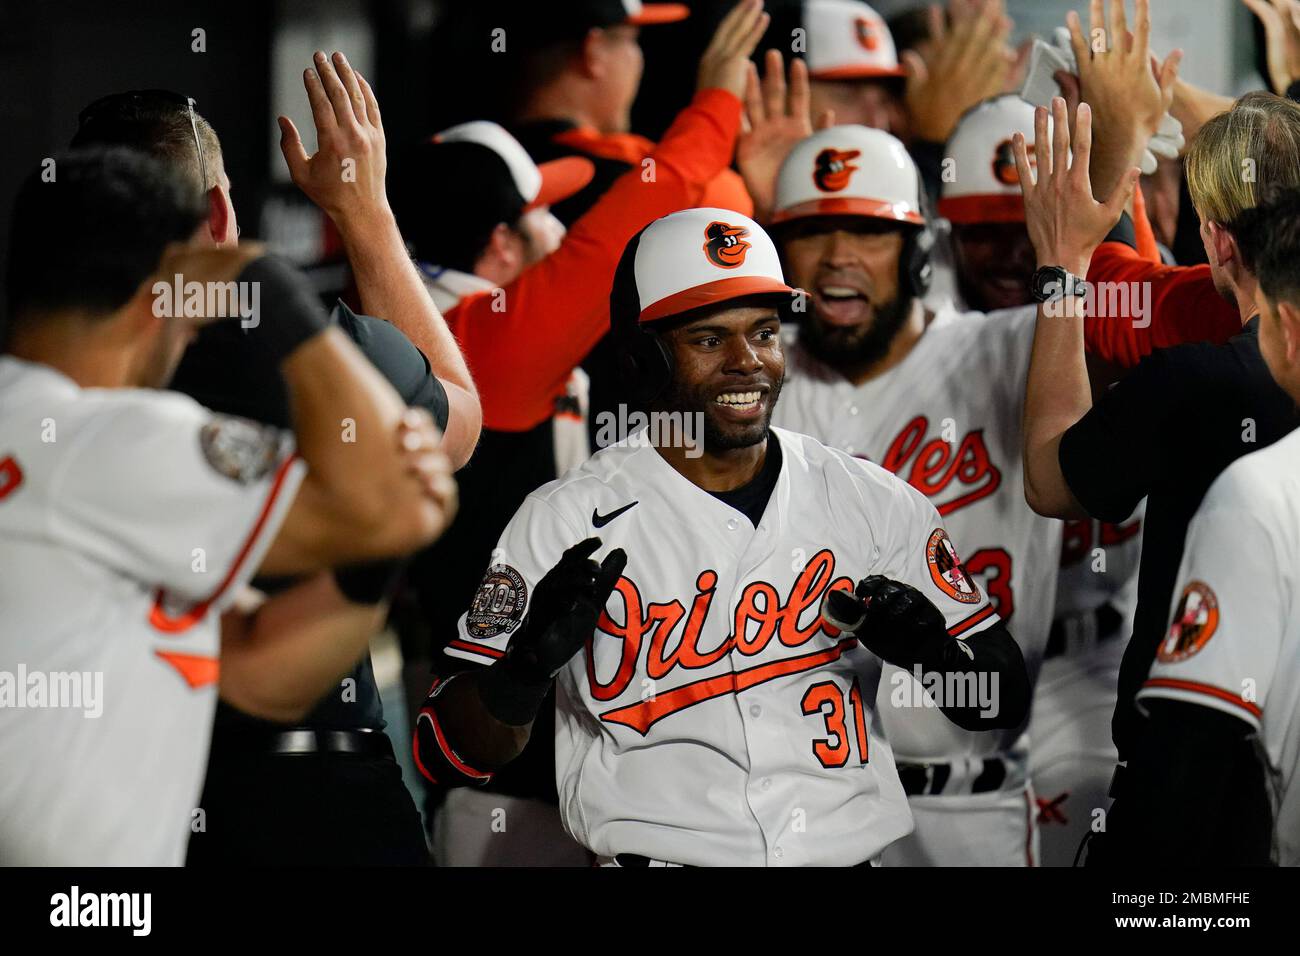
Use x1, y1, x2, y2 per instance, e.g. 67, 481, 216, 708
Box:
0, 0, 802, 303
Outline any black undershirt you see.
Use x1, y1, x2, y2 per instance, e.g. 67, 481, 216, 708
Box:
707, 433, 783, 527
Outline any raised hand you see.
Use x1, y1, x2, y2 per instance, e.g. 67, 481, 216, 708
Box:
1242, 0, 1300, 95
277, 51, 389, 229
1066, 0, 1181, 199
903, 0, 1018, 143
1013, 97, 1139, 277
737, 50, 833, 223
697, 0, 771, 99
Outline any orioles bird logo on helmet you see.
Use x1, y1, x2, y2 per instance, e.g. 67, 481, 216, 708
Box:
703, 221, 751, 269
855, 17, 881, 51
992, 137, 1035, 187
813, 148, 861, 192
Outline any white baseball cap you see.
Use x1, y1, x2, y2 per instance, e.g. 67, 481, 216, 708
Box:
939, 95, 1045, 224
612, 207, 795, 327
771, 124, 924, 226
432, 120, 594, 211
805, 0, 907, 80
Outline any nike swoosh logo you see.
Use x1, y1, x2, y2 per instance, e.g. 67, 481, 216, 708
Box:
592, 501, 638, 528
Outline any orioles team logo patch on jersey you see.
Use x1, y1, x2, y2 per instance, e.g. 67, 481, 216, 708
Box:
199, 417, 280, 485
702, 221, 751, 268
813, 148, 861, 192
992, 137, 1033, 186
926, 528, 981, 604
467, 564, 528, 639
1158, 580, 1219, 663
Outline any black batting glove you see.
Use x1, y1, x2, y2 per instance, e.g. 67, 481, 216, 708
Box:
478, 538, 627, 725
821, 575, 954, 670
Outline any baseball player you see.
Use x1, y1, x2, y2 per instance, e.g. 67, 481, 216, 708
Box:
413, 206, 1029, 867
939, 94, 1145, 866
1125, 187, 1300, 865
768, 122, 1059, 865
0, 149, 454, 865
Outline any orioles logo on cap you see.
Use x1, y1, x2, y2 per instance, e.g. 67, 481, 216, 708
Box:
1158, 581, 1219, 663
703, 221, 752, 269
813, 148, 861, 192
855, 17, 881, 51
992, 137, 1035, 186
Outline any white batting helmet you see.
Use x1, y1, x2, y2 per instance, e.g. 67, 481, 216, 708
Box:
805, 0, 907, 80
611, 207, 794, 327
938, 95, 1046, 225
771, 124, 924, 227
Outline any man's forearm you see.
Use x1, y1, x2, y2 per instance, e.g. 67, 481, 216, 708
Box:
428, 670, 532, 771
926, 623, 1030, 731
1024, 291, 1091, 518
219, 573, 385, 723
336, 208, 482, 466
1170, 78, 1233, 143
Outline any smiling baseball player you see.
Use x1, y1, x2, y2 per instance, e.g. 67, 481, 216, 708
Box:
414, 206, 1030, 866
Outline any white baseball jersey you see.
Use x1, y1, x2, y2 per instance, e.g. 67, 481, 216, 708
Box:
445, 426, 1001, 866
0, 356, 304, 865
1137, 430, 1300, 866
775, 303, 1061, 765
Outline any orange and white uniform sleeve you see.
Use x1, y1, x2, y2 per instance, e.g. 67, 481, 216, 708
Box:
879, 474, 1002, 642
1137, 473, 1280, 730
47, 392, 304, 618
443, 492, 581, 667
445, 88, 747, 432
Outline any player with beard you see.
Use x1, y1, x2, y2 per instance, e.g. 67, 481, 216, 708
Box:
412, 206, 1030, 866
770, 123, 1059, 866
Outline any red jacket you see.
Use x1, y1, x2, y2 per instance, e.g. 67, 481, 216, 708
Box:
444, 88, 747, 432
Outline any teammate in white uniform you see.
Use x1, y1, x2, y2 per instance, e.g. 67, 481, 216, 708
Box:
767, 122, 1059, 865
0, 149, 454, 864
941, 95, 1146, 865
1127, 188, 1300, 865
414, 206, 1030, 866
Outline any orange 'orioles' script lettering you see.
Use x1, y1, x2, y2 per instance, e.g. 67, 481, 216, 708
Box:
588, 550, 855, 734
881, 415, 1001, 516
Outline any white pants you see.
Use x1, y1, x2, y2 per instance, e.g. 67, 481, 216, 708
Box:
1029, 635, 1126, 866
432, 788, 591, 867
879, 785, 1039, 866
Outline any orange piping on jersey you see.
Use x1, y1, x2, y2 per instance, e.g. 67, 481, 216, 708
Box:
447, 638, 505, 661
154, 650, 219, 689
947, 603, 996, 638
598, 636, 859, 736
1141, 677, 1263, 719
148, 453, 300, 634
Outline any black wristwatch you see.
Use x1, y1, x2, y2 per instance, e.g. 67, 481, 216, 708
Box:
1031, 265, 1088, 303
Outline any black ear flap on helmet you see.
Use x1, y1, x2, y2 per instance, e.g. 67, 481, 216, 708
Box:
610, 226, 674, 405
902, 188, 936, 298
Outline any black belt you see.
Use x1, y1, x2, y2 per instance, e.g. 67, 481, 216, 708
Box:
213, 727, 394, 758
1044, 602, 1124, 660
613, 854, 874, 868
897, 757, 1007, 796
